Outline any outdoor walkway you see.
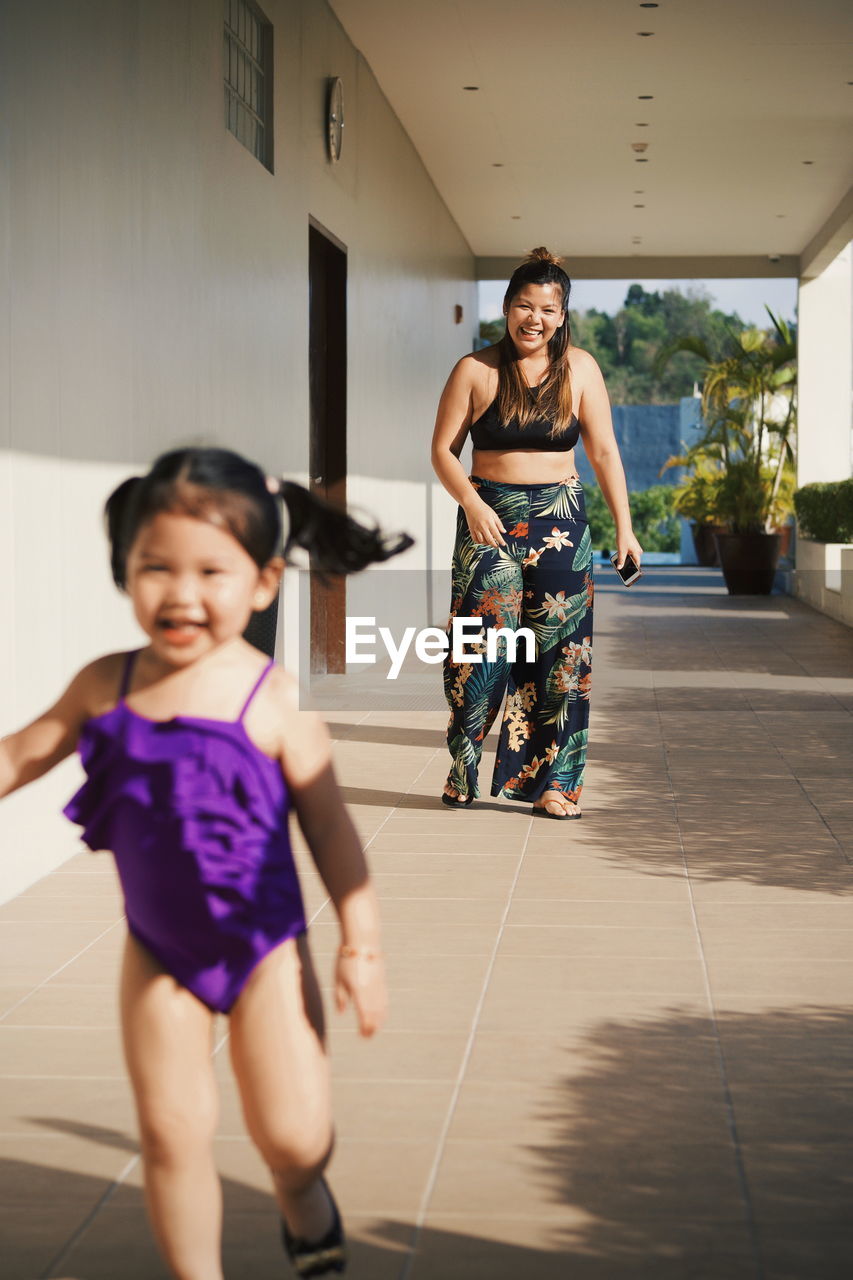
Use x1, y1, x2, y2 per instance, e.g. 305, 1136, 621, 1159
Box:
2, 567, 853, 1280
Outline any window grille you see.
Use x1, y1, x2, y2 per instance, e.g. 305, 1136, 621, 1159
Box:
224, 0, 273, 171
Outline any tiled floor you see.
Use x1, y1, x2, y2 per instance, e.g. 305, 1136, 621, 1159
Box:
2, 567, 853, 1279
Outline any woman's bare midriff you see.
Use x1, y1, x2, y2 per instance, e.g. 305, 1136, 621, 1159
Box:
470, 447, 578, 486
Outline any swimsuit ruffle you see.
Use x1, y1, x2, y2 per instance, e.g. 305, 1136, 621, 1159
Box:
64, 709, 290, 891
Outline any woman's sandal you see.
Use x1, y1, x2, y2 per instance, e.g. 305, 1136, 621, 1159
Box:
533, 793, 582, 821
281, 1180, 347, 1276
441, 783, 474, 808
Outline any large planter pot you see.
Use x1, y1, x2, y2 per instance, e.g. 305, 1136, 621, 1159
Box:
691, 522, 727, 567
714, 531, 782, 595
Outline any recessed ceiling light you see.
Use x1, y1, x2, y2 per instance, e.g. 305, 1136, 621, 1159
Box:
492, 163, 503, 167
776, 213, 786, 218
635, 158, 649, 162
634, 203, 646, 208
640, 3, 659, 7
802, 159, 814, 164
511, 215, 521, 220
635, 122, 649, 127
463, 85, 479, 91
634, 189, 644, 194
638, 94, 654, 100
637, 31, 655, 36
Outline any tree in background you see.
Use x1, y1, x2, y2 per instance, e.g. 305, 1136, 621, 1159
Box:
479, 284, 786, 406
584, 484, 680, 553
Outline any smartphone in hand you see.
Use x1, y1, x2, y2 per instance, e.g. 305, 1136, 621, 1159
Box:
610, 551, 643, 587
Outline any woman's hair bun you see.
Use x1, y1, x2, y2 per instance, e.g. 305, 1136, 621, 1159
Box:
525, 246, 563, 267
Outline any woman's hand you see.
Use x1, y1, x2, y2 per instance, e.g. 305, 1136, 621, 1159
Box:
464, 496, 506, 548
335, 948, 388, 1037
615, 531, 644, 572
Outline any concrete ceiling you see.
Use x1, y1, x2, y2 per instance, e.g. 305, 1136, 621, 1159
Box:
330, 0, 853, 278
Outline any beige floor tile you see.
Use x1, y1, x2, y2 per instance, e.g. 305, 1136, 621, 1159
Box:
411, 1216, 758, 1280
429, 1137, 745, 1222
485, 953, 709, 998
741, 1141, 853, 1222
366, 852, 519, 875
506, 898, 693, 928
0, 1205, 106, 1280
707, 959, 853, 1000
758, 1225, 853, 1280
0, 986, 35, 1018
512, 874, 692, 902
368, 896, 508, 926
0, 1133, 136, 1208
695, 901, 853, 929
0, 892, 123, 923
0, 1074, 137, 1137
47, 1203, 170, 1279
371, 870, 516, 898
369, 835, 526, 856
3, 982, 119, 1027
465, 1022, 718, 1085
699, 927, 853, 961
0, 920, 121, 984
329, 1079, 456, 1142
309, 920, 499, 956
498, 924, 701, 959
0, 1025, 126, 1078
327, 1028, 470, 1082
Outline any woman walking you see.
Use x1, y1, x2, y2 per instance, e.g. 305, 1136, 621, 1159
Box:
431, 248, 641, 818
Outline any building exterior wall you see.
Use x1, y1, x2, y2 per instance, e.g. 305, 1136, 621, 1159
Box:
0, 0, 476, 902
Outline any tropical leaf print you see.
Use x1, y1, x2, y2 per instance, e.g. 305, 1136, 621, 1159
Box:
548, 728, 588, 790
534, 480, 582, 519
572, 525, 592, 573
489, 487, 532, 527
526, 588, 589, 651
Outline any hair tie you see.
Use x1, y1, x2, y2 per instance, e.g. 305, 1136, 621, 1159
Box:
266, 475, 291, 549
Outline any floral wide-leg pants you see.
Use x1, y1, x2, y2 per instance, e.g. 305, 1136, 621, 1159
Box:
444, 476, 593, 803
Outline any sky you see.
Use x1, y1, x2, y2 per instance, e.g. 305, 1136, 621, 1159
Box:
479, 276, 799, 326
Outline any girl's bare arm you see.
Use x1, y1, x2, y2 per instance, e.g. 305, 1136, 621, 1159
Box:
274, 679, 386, 1035
0, 658, 116, 799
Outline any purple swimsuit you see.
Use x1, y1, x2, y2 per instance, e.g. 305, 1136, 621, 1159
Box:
64, 652, 307, 1013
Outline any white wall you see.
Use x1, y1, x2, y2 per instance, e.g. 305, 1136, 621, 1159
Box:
0, 0, 476, 902
797, 243, 853, 487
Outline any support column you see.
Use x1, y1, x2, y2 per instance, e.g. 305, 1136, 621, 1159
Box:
797, 243, 853, 486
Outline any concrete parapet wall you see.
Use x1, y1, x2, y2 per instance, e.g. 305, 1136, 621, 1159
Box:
794, 538, 853, 627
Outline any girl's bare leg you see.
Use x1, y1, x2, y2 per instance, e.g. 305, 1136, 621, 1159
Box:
229, 934, 335, 1242
120, 934, 223, 1280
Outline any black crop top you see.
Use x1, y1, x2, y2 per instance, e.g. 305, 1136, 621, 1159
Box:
470, 388, 580, 453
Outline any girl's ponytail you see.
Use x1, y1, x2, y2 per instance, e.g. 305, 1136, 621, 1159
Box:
277, 480, 414, 574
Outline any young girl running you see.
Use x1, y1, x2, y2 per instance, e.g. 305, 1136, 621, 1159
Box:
0, 446, 412, 1280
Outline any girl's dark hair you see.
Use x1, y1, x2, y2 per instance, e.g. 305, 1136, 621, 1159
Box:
497, 247, 574, 434
105, 447, 413, 589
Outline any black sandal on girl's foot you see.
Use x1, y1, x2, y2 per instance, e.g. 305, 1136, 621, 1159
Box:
281, 1181, 347, 1276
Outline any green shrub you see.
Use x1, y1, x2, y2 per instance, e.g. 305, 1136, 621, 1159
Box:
584, 483, 680, 553
793, 479, 853, 543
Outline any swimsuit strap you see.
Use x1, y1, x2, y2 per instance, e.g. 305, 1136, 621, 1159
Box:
118, 650, 140, 699
238, 659, 276, 721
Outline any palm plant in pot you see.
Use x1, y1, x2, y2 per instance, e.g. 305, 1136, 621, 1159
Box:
656, 312, 797, 594
660, 454, 726, 566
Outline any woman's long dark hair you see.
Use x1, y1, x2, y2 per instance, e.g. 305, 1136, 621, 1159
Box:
105, 447, 413, 588
497, 247, 574, 435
